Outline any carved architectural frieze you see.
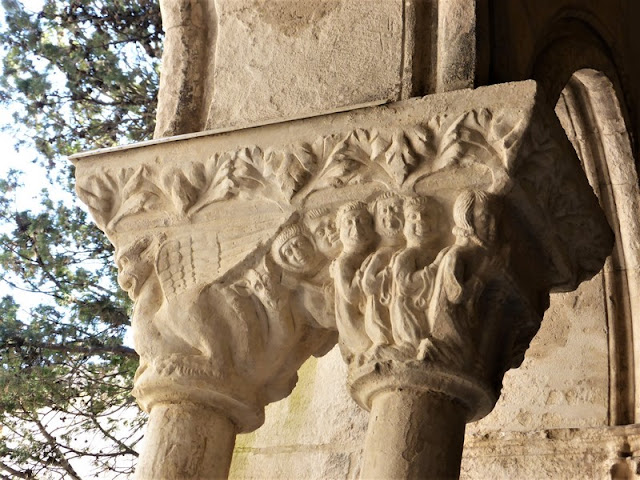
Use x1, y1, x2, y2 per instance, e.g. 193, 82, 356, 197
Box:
73, 81, 612, 433
77, 112, 513, 229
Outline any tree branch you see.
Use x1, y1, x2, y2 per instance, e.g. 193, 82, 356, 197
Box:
0, 461, 33, 480
6, 339, 137, 357
88, 407, 139, 457
30, 413, 82, 480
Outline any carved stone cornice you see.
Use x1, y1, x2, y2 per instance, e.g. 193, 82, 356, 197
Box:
73, 80, 612, 479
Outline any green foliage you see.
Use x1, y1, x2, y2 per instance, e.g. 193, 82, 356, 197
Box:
0, 0, 162, 164
0, 1, 162, 478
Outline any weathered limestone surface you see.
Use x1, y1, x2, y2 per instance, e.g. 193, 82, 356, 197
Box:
224, 70, 638, 479
230, 350, 368, 479
229, 348, 631, 479
436, 0, 476, 92
227, 263, 613, 477
74, 80, 612, 479
207, 0, 405, 130
154, 0, 213, 137
154, 0, 484, 137
136, 404, 236, 479
462, 424, 640, 479
69, 0, 640, 476
556, 70, 640, 424
467, 272, 610, 433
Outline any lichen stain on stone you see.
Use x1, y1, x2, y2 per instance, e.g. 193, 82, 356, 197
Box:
230, 430, 258, 478
252, 0, 340, 37
284, 355, 319, 433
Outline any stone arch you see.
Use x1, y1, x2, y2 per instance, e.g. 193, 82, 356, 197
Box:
555, 69, 640, 425
527, 14, 636, 156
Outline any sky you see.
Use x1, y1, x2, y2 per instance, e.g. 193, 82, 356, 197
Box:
0, 3, 139, 477
0, 0, 62, 239
0, 0, 96, 314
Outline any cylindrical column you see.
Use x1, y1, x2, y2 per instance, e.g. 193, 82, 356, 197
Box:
360, 390, 467, 480
135, 403, 237, 480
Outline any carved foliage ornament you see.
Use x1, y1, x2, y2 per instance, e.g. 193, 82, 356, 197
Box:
73, 82, 612, 429
77, 108, 526, 231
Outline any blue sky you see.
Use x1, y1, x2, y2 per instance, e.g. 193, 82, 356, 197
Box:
0, 0, 108, 321
0, 0, 59, 315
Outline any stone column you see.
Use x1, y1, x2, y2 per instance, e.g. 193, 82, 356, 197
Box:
73, 81, 612, 479
135, 404, 236, 479
319, 83, 610, 478
361, 386, 468, 478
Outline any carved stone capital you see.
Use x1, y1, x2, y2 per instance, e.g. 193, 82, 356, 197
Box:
74, 80, 611, 478
342, 188, 541, 422
113, 228, 336, 432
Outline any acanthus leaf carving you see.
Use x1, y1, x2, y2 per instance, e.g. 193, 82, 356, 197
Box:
76, 108, 535, 234
382, 131, 417, 183
75, 174, 115, 228
111, 166, 166, 229
74, 83, 613, 439
328, 129, 385, 183
160, 164, 204, 215
233, 146, 270, 191
289, 133, 341, 197
273, 143, 319, 200
76, 165, 166, 231
184, 153, 236, 216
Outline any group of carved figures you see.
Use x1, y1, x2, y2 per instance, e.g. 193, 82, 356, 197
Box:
270, 189, 506, 369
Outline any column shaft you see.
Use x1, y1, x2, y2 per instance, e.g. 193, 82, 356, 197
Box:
135, 403, 237, 480
360, 390, 467, 480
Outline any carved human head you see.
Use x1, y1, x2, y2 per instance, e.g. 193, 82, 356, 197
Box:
336, 201, 374, 253
304, 208, 341, 258
452, 190, 497, 247
371, 192, 404, 240
271, 224, 321, 274
403, 196, 442, 245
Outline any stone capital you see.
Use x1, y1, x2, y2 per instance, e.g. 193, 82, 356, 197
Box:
74, 80, 612, 479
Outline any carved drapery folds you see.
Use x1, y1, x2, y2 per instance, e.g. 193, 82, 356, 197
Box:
74, 81, 611, 477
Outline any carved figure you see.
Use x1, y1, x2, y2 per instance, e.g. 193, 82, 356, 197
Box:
330, 201, 375, 362
304, 208, 341, 259
422, 190, 502, 368
115, 235, 165, 379
360, 192, 405, 357
115, 235, 160, 300
271, 224, 322, 276
389, 196, 443, 352
271, 222, 336, 330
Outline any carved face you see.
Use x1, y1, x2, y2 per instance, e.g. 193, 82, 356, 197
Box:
279, 234, 318, 271
375, 196, 404, 238
116, 254, 136, 294
115, 238, 154, 299
311, 217, 340, 258
339, 208, 374, 251
473, 201, 496, 246
404, 201, 438, 243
